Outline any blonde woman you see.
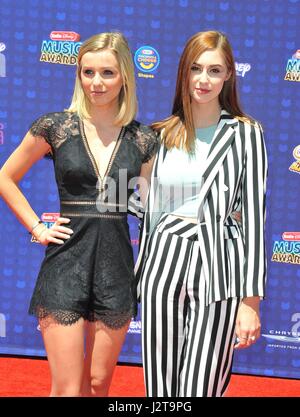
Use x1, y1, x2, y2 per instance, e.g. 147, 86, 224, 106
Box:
135, 31, 267, 397
0, 32, 157, 397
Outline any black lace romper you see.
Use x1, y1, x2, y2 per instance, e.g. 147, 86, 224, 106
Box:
28, 111, 158, 329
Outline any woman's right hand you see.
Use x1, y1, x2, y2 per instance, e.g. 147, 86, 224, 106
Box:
33, 217, 73, 245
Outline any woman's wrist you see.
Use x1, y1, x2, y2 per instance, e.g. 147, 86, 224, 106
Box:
30, 219, 43, 233
32, 223, 47, 241
241, 296, 261, 309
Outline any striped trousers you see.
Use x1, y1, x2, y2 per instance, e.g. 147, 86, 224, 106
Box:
140, 215, 240, 397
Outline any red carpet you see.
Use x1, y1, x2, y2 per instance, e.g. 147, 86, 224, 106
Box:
0, 356, 299, 397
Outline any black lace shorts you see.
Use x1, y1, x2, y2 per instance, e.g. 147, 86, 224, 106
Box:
29, 215, 136, 329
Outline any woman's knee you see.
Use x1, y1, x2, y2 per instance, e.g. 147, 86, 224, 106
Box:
90, 373, 112, 395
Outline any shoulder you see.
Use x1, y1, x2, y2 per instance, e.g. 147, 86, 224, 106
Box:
234, 118, 265, 147
32, 111, 75, 126
221, 110, 262, 132
126, 120, 157, 138
29, 111, 78, 147
125, 120, 159, 163
29, 111, 70, 133
125, 120, 159, 146
236, 116, 263, 130
33, 111, 67, 123
237, 118, 266, 160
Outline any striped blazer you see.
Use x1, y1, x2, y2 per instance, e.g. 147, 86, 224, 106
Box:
134, 110, 268, 306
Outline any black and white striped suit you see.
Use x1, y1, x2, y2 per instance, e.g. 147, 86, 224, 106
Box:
135, 110, 268, 396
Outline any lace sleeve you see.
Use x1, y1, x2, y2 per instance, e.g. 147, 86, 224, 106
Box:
29, 113, 56, 146
127, 122, 159, 163
28, 112, 79, 155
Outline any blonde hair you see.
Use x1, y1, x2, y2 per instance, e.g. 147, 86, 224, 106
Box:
152, 30, 251, 152
67, 32, 137, 126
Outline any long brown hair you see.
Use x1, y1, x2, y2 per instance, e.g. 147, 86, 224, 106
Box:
152, 31, 250, 152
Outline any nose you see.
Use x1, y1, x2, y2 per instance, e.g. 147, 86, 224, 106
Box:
199, 70, 209, 83
92, 73, 104, 87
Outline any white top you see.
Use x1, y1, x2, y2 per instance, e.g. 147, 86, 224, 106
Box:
150, 125, 217, 232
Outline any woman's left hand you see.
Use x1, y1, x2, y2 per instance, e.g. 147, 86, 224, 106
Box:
234, 296, 261, 349
232, 211, 241, 223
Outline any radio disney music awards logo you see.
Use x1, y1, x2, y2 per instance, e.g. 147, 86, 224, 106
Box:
289, 145, 300, 174
30, 212, 60, 243
40, 31, 82, 65
271, 232, 300, 264
262, 313, 300, 350
134, 45, 160, 79
0, 122, 4, 145
0, 42, 6, 77
284, 49, 300, 82
235, 62, 251, 77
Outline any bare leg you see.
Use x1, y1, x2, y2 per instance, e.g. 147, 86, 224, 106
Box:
40, 316, 85, 397
81, 319, 130, 397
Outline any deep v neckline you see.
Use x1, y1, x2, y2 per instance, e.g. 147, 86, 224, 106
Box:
79, 119, 125, 192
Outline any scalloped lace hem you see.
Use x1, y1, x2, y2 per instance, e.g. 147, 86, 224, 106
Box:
30, 306, 133, 329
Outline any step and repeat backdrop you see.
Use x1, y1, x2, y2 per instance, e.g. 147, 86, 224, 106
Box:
0, 0, 300, 379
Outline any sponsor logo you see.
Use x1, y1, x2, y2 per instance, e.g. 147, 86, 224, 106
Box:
235, 62, 251, 77
128, 319, 141, 334
262, 313, 300, 349
284, 49, 300, 82
0, 122, 4, 145
0, 313, 6, 338
289, 145, 300, 174
134, 46, 160, 79
271, 231, 300, 264
40, 31, 81, 65
50, 31, 80, 42
0, 42, 6, 77
282, 232, 300, 241
31, 213, 60, 243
